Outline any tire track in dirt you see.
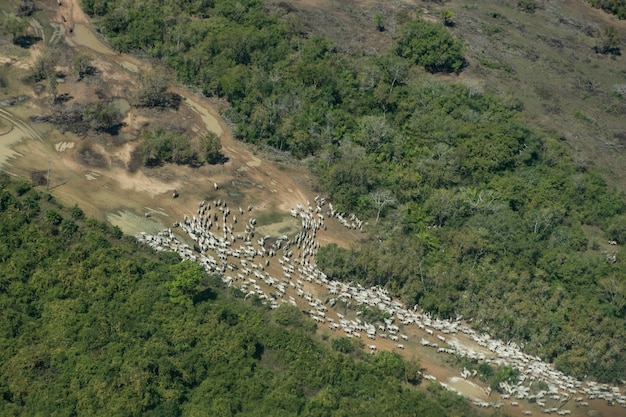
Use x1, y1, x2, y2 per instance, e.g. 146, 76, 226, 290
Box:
0, 108, 43, 141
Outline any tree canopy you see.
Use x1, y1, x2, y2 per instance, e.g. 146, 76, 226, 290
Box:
76, 0, 626, 384
0, 174, 490, 416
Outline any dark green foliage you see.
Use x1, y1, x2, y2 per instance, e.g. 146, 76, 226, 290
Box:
455, 357, 521, 393
0, 176, 488, 417
44, 209, 62, 225
587, 0, 626, 19
30, 50, 56, 82
1, 15, 29, 44
69, 204, 84, 220
82, 0, 626, 384
396, 19, 466, 73
72, 52, 96, 80
81, 0, 110, 16
332, 337, 357, 354
272, 304, 317, 333
134, 70, 181, 109
138, 129, 223, 167
199, 132, 224, 164
139, 129, 199, 166
81, 101, 122, 132
166, 261, 204, 306
477, 363, 520, 391
517, 0, 537, 14
595, 26, 621, 55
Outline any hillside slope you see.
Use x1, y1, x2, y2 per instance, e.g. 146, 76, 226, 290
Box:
285, 0, 626, 189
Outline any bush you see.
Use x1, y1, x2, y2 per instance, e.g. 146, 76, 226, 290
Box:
396, 19, 465, 73
517, 0, 537, 13
199, 132, 224, 164
30, 50, 56, 82
82, 101, 122, 132
332, 337, 355, 353
595, 26, 621, 55
139, 129, 199, 166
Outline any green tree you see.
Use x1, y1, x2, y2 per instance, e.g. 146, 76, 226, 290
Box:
374, 12, 385, 31
332, 337, 356, 353
82, 101, 122, 132
373, 350, 405, 379
60, 218, 78, 236
379, 54, 409, 94
140, 129, 199, 166
45, 209, 62, 225
31, 50, 56, 82
2, 15, 29, 44
441, 10, 455, 27
166, 261, 204, 306
396, 19, 465, 73
404, 357, 423, 385
199, 132, 223, 164
595, 26, 621, 55
72, 52, 94, 80
69, 204, 84, 220
135, 70, 180, 108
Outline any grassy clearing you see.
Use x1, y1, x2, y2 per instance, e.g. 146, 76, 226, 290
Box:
255, 209, 290, 227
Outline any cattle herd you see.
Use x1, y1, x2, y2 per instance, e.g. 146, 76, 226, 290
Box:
136, 191, 625, 414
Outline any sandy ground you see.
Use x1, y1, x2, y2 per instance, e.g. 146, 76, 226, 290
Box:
2, 0, 319, 235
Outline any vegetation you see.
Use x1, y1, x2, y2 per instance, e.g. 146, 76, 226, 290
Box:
1, 15, 29, 44
0, 174, 490, 417
456, 357, 520, 393
587, 0, 626, 18
595, 26, 622, 55
139, 129, 199, 166
517, 0, 537, 14
16, 1, 36, 17
46, 75, 58, 104
82, 0, 626, 384
374, 12, 385, 32
396, 19, 466, 73
134, 70, 182, 109
441, 10, 455, 27
199, 132, 224, 164
138, 129, 224, 167
81, 101, 122, 132
30, 49, 56, 82
72, 52, 96, 80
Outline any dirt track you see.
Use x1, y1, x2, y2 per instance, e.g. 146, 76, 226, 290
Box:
2, 0, 319, 238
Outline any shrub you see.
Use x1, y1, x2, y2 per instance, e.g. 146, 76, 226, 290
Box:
396, 19, 465, 73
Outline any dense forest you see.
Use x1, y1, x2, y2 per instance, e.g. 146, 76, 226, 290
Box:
0, 174, 498, 416
80, 0, 626, 383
